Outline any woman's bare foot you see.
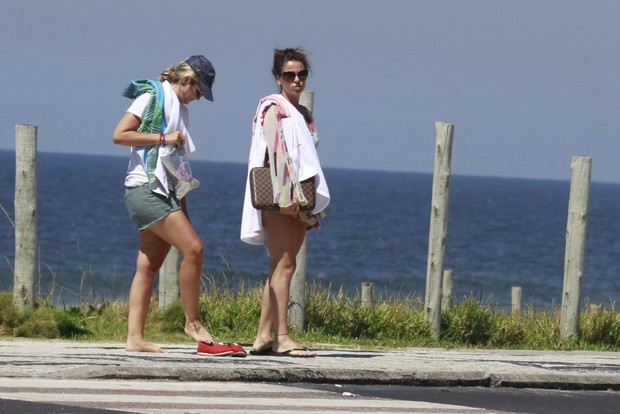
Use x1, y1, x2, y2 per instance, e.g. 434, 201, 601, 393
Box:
184, 321, 214, 344
250, 338, 274, 354
125, 338, 168, 353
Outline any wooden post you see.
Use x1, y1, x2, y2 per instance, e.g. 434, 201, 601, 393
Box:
561, 156, 591, 339
511, 286, 522, 314
441, 269, 454, 312
361, 282, 375, 307
425, 122, 454, 340
289, 90, 314, 331
289, 238, 307, 329
14, 124, 38, 310
158, 248, 180, 309
590, 304, 602, 313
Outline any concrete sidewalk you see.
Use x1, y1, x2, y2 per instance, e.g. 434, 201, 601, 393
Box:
1, 340, 619, 390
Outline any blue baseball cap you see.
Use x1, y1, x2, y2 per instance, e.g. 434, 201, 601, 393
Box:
185, 55, 215, 101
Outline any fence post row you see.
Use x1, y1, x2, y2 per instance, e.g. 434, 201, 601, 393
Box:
8, 125, 598, 340
560, 156, 592, 339
13, 124, 38, 310
425, 122, 454, 340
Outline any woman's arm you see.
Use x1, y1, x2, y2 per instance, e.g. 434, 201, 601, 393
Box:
112, 112, 185, 148
262, 105, 277, 155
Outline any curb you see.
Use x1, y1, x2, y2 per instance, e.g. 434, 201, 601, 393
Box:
60, 366, 620, 391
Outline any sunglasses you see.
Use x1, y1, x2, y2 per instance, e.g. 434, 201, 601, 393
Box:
280, 69, 309, 82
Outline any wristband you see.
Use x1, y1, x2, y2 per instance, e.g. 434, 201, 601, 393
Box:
159, 133, 166, 146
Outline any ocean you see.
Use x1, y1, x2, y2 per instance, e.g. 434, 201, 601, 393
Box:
1, 149, 619, 309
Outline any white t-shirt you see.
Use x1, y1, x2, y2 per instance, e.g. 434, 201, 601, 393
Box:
124, 93, 153, 188
122, 82, 195, 195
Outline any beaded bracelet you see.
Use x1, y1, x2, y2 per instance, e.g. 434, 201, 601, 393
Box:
159, 133, 166, 146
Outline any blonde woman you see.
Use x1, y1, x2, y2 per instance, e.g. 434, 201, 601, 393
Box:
113, 56, 238, 356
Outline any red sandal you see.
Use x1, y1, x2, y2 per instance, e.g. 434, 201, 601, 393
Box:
197, 342, 234, 357
227, 343, 247, 357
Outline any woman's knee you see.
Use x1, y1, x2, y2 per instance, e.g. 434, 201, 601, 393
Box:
272, 258, 296, 279
182, 238, 204, 262
134, 261, 159, 280
135, 251, 164, 278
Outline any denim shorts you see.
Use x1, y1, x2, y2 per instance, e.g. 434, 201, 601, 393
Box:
124, 183, 181, 231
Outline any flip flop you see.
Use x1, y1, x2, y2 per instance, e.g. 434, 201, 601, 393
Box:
249, 347, 272, 356
270, 348, 315, 358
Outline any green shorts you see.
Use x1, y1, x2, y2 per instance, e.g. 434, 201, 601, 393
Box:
124, 183, 181, 231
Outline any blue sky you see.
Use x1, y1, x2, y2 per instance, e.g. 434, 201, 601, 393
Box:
1, 0, 619, 183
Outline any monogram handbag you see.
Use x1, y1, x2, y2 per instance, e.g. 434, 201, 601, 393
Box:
249, 166, 316, 211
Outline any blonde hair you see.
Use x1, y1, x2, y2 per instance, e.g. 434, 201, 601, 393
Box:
158, 62, 199, 85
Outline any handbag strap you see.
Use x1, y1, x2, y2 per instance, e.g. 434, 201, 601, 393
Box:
263, 149, 277, 169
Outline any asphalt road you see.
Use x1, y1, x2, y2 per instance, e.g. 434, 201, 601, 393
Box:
0, 399, 132, 414
302, 383, 620, 414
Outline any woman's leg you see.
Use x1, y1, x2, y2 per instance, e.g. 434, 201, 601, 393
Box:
147, 210, 213, 344
251, 281, 274, 352
126, 229, 171, 353
260, 212, 315, 356
252, 212, 295, 352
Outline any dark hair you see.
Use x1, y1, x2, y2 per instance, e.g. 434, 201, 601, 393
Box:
271, 47, 311, 78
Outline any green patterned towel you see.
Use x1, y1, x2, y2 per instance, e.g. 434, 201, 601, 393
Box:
123, 80, 167, 185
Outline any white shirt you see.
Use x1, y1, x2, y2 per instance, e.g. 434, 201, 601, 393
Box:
240, 95, 330, 245
122, 81, 196, 196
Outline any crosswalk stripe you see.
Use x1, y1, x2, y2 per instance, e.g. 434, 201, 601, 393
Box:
0, 378, 503, 413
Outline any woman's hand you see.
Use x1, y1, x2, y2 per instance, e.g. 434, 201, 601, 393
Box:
164, 131, 185, 149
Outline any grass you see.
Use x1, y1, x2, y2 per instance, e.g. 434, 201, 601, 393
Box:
1, 279, 619, 351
